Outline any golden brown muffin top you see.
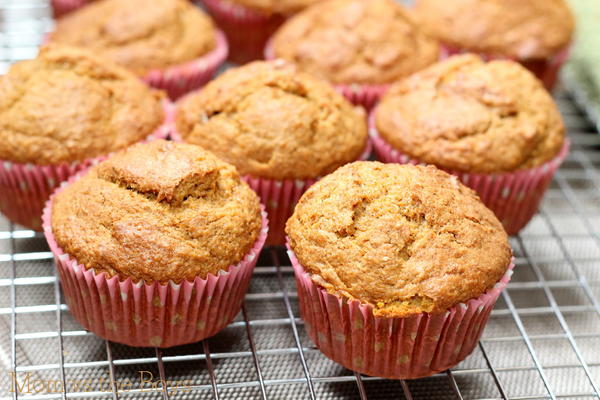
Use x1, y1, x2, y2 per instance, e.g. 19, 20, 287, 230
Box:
286, 161, 511, 318
225, 0, 322, 16
175, 60, 368, 180
414, 0, 574, 59
50, 0, 217, 75
51, 140, 263, 284
375, 55, 565, 173
271, 0, 439, 84
0, 45, 164, 165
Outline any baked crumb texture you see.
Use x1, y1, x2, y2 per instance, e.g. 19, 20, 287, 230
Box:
175, 60, 368, 180
286, 161, 512, 318
0, 44, 165, 165
272, 0, 439, 84
51, 0, 217, 75
414, 0, 574, 60
376, 54, 565, 173
51, 140, 263, 283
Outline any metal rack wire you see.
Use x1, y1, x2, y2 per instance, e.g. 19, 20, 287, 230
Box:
2, 1, 600, 399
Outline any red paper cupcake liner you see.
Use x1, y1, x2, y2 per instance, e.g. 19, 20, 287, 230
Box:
0, 103, 173, 231
440, 44, 571, 91
245, 177, 317, 246
51, 0, 88, 18
245, 141, 372, 245
288, 246, 514, 379
42, 173, 268, 348
171, 124, 371, 244
263, 41, 389, 111
368, 112, 570, 235
200, 0, 285, 64
142, 31, 228, 100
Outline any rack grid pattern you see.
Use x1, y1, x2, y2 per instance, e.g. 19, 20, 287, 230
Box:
2, 1, 600, 399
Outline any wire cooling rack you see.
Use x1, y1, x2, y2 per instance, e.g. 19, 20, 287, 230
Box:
2, 1, 600, 399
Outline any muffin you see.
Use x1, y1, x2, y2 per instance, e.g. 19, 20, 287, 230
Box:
43, 140, 268, 347
371, 54, 569, 234
0, 44, 168, 230
414, 0, 575, 89
174, 60, 369, 243
201, 0, 322, 64
50, 0, 228, 99
286, 161, 513, 379
268, 0, 440, 109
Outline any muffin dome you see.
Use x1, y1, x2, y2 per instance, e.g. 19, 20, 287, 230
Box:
271, 0, 439, 84
175, 60, 368, 180
0, 45, 164, 165
50, 0, 217, 75
51, 140, 263, 283
375, 54, 566, 173
414, 0, 574, 60
226, 0, 322, 16
286, 161, 511, 317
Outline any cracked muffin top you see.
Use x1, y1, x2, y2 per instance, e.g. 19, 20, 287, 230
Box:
51, 140, 263, 283
175, 60, 368, 180
225, 0, 323, 16
286, 161, 511, 317
270, 0, 439, 84
375, 55, 566, 173
414, 0, 574, 60
50, 0, 217, 75
0, 45, 164, 165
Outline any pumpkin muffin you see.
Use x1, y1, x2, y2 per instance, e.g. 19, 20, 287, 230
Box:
50, 0, 227, 99
50, 140, 263, 283
414, 0, 574, 88
270, 0, 439, 85
286, 161, 512, 378
45, 140, 266, 347
0, 45, 165, 165
375, 54, 565, 173
287, 161, 511, 316
175, 60, 367, 180
372, 54, 568, 234
174, 60, 368, 243
0, 44, 166, 230
50, 0, 217, 75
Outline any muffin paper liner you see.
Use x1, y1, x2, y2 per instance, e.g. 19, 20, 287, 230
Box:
171, 124, 372, 244
246, 142, 371, 245
368, 112, 570, 235
0, 103, 174, 231
51, 0, 88, 17
335, 83, 390, 112
287, 246, 515, 379
142, 31, 228, 100
201, 0, 285, 64
440, 44, 571, 91
42, 173, 268, 348
263, 41, 389, 111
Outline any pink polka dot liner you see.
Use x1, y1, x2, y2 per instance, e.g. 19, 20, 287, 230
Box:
42, 171, 268, 348
288, 245, 515, 380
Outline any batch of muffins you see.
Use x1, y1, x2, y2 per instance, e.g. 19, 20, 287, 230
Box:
0, 0, 575, 380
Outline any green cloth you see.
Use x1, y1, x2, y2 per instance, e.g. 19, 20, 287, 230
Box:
563, 0, 600, 124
